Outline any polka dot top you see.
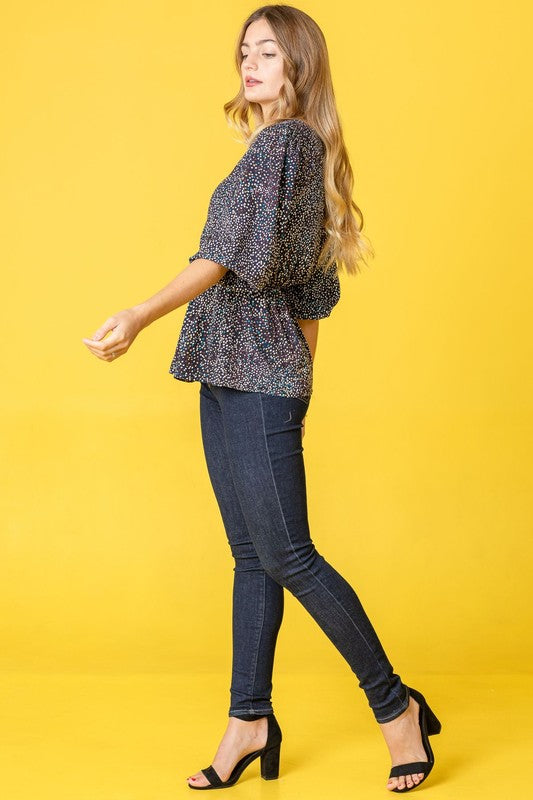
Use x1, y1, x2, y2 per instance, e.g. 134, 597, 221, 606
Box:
168, 118, 341, 403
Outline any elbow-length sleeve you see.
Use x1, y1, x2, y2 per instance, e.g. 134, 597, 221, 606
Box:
188, 122, 308, 291
283, 262, 341, 319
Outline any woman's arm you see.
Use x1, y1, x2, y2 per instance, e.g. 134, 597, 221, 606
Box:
82, 258, 227, 361
132, 258, 227, 328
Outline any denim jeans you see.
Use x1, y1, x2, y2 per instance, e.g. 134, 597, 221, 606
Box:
198, 381, 410, 724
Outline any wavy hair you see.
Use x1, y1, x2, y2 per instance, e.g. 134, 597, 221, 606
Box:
223, 4, 374, 277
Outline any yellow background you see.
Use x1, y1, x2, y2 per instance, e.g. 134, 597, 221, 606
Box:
1, 1, 531, 797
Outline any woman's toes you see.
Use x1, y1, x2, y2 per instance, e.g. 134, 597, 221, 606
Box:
187, 771, 209, 787
386, 770, 426, 790
389, 775, 405, 790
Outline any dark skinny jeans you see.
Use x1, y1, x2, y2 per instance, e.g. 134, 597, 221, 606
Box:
199, 381, 409, 724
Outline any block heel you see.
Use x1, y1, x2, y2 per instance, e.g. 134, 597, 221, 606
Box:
424, 701, 442, 736
260, 740, 281, 780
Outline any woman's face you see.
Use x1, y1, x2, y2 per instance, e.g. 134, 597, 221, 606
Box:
240, 18, 285, 119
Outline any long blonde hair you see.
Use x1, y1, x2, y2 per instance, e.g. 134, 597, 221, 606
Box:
223, 4, 374, 277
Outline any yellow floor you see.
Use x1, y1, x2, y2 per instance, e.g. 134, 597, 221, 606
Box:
0, 672, 529, 798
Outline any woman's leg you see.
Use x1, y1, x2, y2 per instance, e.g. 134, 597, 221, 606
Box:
199, 381, 283, 719
212, 384, 409, 725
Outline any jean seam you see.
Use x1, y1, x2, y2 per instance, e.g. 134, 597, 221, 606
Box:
257, 392, 406, 715
240, 550, 266, 710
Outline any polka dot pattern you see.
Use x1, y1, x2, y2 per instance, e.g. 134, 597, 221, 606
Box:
168, 118, 341, 403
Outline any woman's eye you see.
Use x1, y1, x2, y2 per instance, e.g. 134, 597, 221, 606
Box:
241, 53, 276, 59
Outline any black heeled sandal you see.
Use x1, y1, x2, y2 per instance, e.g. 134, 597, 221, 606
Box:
387, 686, 442, 793
187, 712, 282, 790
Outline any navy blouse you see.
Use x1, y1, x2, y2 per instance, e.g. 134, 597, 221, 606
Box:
168, 118, 341, 403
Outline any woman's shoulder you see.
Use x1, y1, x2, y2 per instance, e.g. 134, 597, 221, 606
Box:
251, 117, 324, 153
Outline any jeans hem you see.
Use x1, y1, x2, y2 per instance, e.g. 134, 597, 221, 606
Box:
373, 685, 410, 723
229, 709, 273, 717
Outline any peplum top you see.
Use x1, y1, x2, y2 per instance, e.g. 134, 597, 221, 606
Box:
168, 117, 341, 403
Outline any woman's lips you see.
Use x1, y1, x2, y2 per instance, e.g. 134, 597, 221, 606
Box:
246, 79, 262, 86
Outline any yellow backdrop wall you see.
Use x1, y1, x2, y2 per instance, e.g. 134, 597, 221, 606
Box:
1, 0, 531, 678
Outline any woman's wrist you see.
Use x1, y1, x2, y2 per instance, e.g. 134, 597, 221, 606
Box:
130, 303, 151, 331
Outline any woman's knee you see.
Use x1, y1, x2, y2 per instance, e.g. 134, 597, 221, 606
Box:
259, 541, 319, 588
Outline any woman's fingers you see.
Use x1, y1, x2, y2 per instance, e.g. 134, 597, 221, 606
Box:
83, 308, 142, 361
82, 329, 124, 359
83, 334, 118, 352
82, 341, 121, 361
82, 342, 123, 361
91, 316, 119, 341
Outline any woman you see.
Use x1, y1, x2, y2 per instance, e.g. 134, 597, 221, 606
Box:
82, 5, 441, 793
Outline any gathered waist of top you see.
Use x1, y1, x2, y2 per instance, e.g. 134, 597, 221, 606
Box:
215, 281, 285, 298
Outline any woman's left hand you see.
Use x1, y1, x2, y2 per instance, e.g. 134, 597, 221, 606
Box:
82, 307, 143, 362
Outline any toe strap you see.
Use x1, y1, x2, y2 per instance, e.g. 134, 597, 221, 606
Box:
200, 765, 223, 787
389, 761, 430, 778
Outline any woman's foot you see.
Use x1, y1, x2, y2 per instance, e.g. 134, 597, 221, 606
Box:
186, 716, 269, 788
379, 694, 428, 791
